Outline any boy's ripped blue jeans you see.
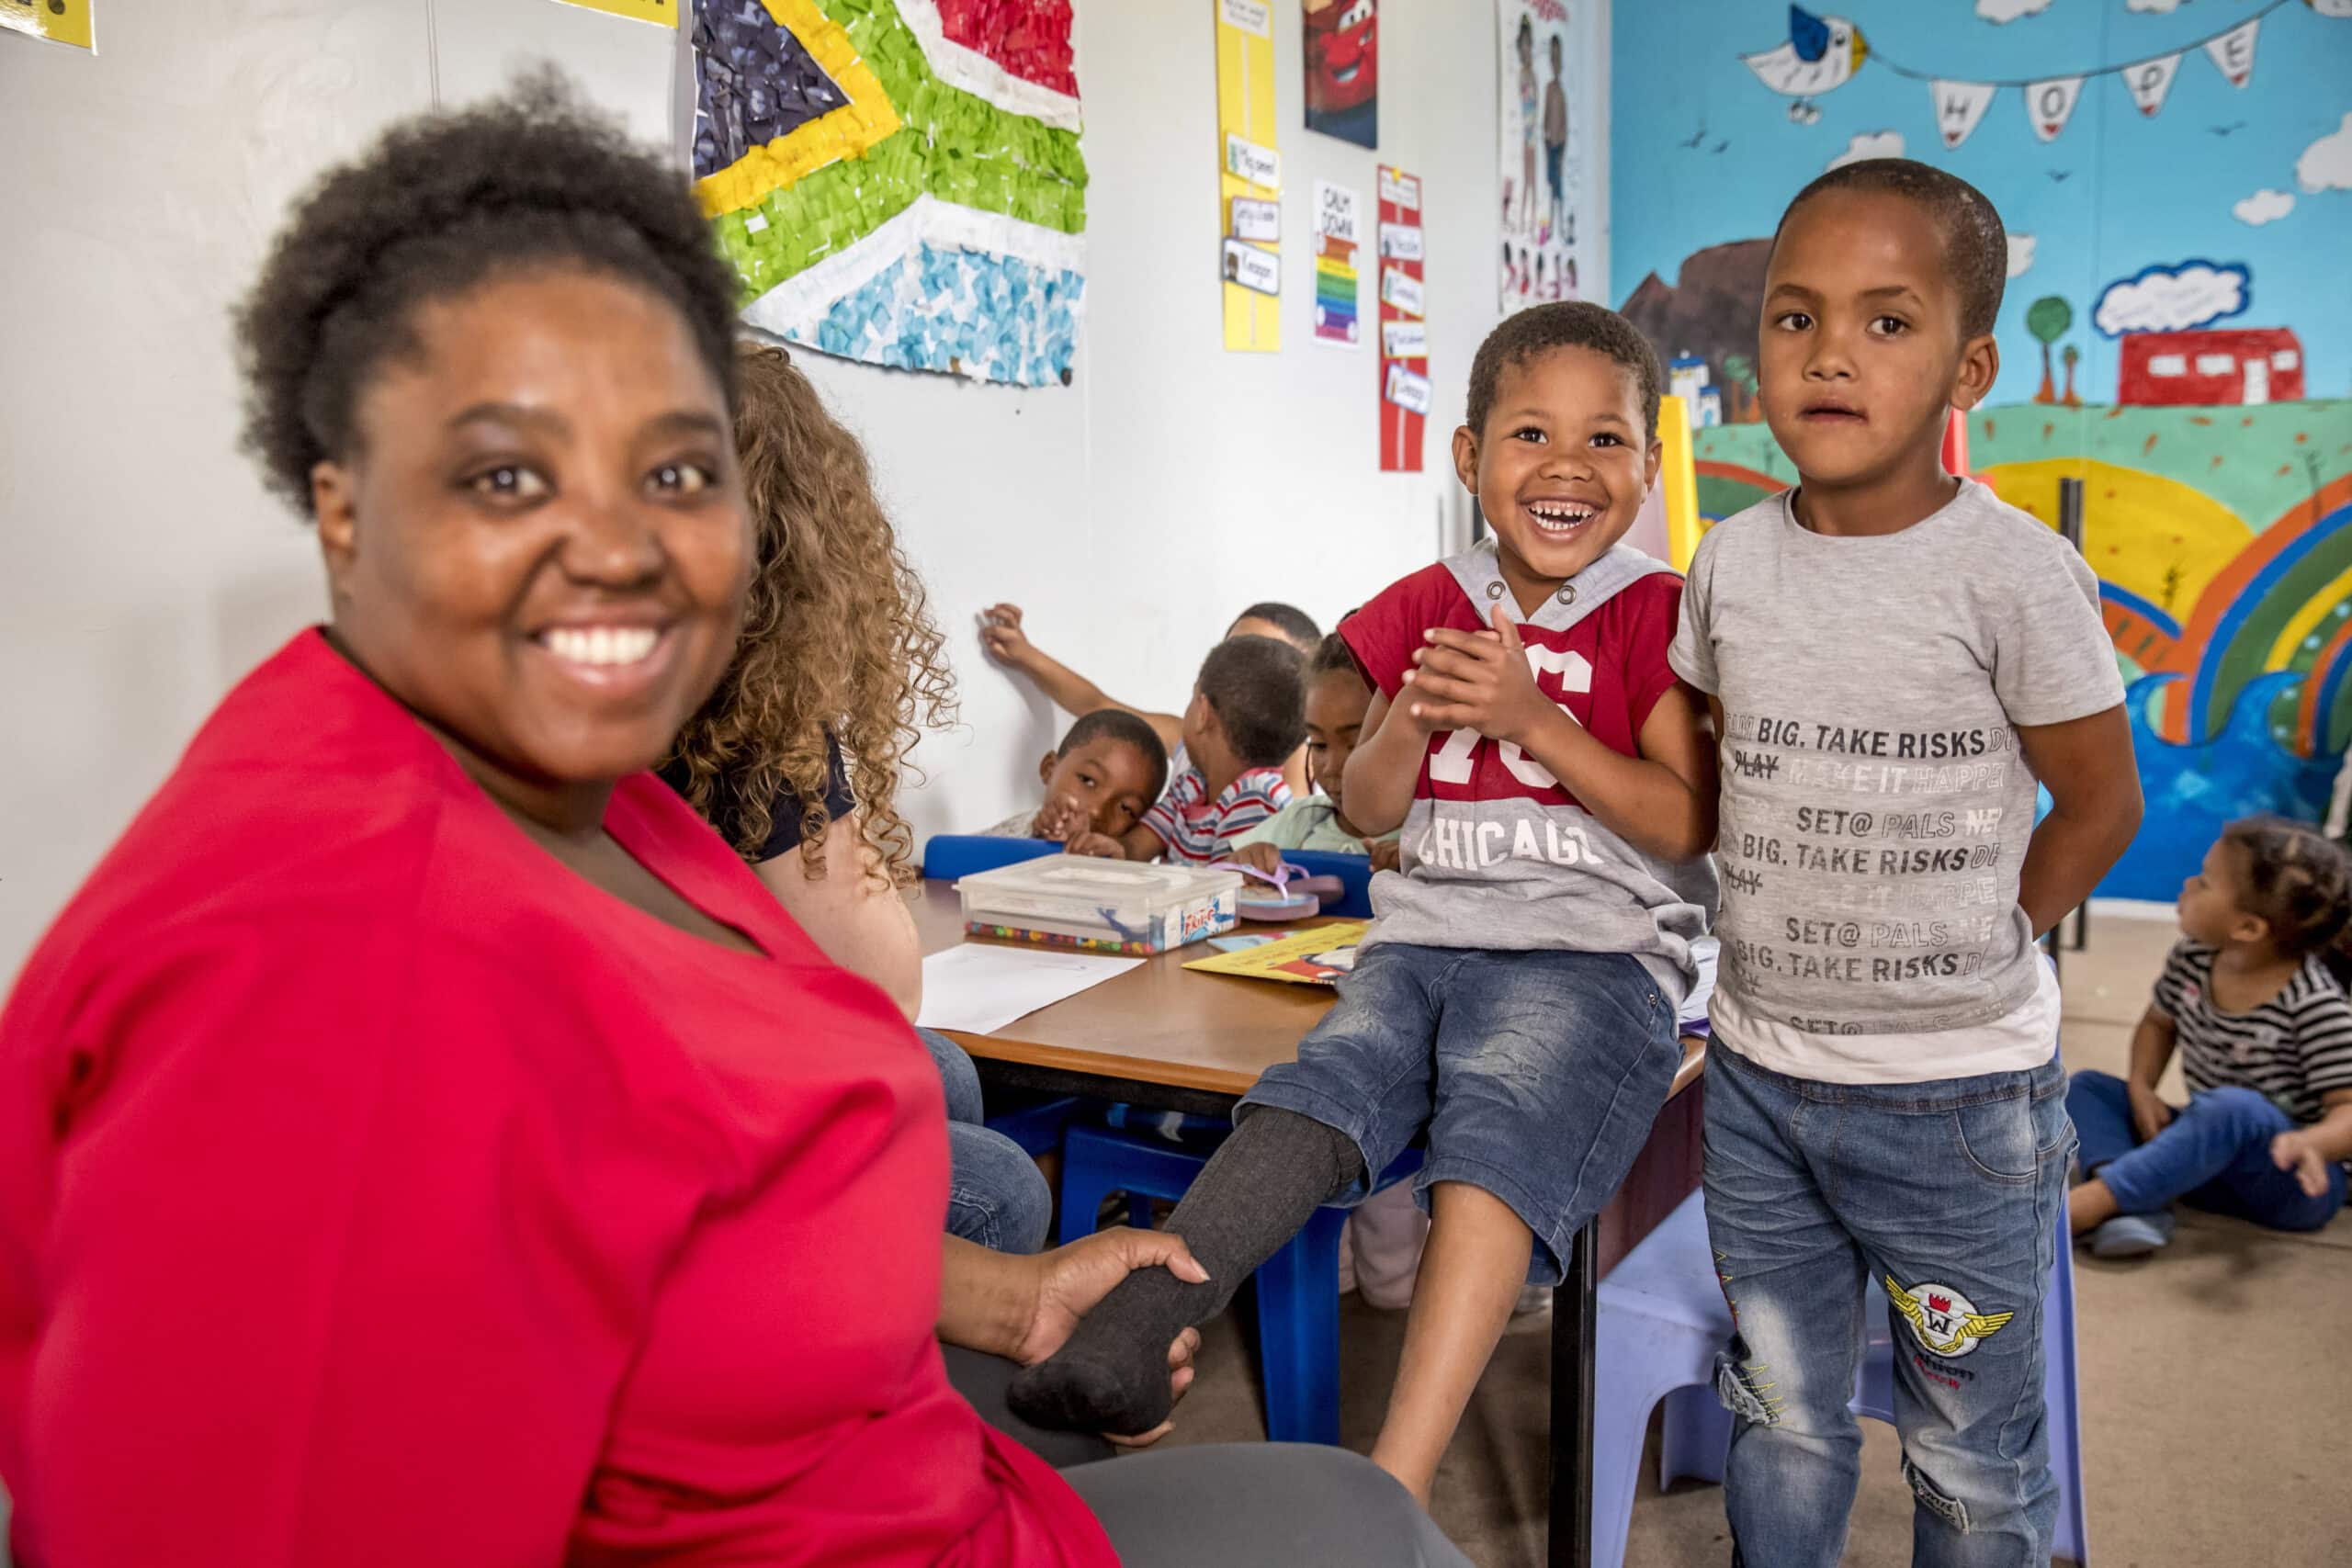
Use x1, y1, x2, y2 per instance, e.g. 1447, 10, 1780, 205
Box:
2068, 1070, 2346, 1230
1702, 1043, 2073, 1568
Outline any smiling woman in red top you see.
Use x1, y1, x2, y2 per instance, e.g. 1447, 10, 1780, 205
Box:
0, 73, 1466, 1568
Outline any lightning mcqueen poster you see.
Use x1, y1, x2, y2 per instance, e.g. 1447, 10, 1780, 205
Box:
1302, 0, 1376, 148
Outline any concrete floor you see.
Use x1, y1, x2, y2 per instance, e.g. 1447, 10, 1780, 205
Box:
1151, 910, 2352, 1566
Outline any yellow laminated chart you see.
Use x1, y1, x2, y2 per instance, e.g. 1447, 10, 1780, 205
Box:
548, 0, 681, 28
1216, 0, 1280, 352
1, 0, 95, 51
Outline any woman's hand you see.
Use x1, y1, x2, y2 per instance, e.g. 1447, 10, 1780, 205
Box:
1016, 1230, 1208, 1447
2128, 1078, 2174, 1145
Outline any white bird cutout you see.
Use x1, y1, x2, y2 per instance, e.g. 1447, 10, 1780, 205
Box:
1742, 5, 1869, 119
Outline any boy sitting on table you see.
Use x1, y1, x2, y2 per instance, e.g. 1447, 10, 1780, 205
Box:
978, 709, 1170, 843
983, 601, 1320, 800
1011, 301, 1721, 1504
1066, 637, 1306, 866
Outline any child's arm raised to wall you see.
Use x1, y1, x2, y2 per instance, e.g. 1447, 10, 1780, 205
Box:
982, 604, 1185, 754
1407, 605, 1720, 861
2016, 705, 2143, 939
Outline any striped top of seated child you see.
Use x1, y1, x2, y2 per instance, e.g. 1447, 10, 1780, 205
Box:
1066, 636, 1306, 864
1233, 631, 1403, 878
978, 709, 1170, 842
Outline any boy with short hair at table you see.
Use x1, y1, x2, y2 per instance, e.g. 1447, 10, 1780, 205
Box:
1232, 632, 1403, 875
1011, 300, 1721, 1505
1669, 160, 2142, 1565
1066, 637, 1306, 865
977, 708, 1170, 843
982, 601, 1320, 798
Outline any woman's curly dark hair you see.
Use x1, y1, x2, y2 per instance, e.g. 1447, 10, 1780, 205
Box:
234, 71, 742, 515
663, 344, 956, 886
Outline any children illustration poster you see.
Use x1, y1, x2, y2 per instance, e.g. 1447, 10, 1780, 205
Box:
1185, 924, 1371, 986
1497, 0, 1591, 311
1303, 0, 1378, 148
1377, 164, 1429, 470
692, 0, 1087, 387
1612, 0, 2352, 898
1313, 179, 1363, 347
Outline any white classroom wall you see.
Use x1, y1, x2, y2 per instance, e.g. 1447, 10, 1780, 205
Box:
0, 0, 1609, 976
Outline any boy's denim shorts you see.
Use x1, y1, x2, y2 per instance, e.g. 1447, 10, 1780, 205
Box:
1239, 941, 1683, 1285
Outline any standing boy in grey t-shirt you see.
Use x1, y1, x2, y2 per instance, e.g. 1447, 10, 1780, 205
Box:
1669, 161, 2142, 1566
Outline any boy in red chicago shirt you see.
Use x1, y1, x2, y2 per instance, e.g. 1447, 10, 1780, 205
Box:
1012, 302, 1720, 1504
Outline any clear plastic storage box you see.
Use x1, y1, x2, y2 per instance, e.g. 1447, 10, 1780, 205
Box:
956, 858, 1243, 955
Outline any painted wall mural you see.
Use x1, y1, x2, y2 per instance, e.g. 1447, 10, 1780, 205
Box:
1614, 0, 2352, 899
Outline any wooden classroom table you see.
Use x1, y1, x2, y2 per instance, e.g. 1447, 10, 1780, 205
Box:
913, 878, 1704, 1568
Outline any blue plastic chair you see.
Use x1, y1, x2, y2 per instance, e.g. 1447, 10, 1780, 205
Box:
1589, 1188, 2089, 1566
922, 832, 1062, 881
1272, 848, 1381, 919
1056, 1117, 1423, 1445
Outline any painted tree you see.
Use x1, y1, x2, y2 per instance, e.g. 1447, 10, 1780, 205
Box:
2027, 296, 2073, 404
2061, 343, 2082, 408
1722, 353, 1758, 423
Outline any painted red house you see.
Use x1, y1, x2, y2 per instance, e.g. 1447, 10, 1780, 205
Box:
2119, 327, 2304, 407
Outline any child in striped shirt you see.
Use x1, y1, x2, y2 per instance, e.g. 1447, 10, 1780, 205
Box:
2068, 816, 2352, 1255
1067, 636, 1305, 865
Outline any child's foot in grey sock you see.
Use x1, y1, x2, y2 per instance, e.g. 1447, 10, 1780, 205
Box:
1006, 1267, 1202, 1435
1008, 1108, 1363, 1434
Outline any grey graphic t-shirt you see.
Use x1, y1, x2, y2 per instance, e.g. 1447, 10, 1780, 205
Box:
1670, 479, 2124, 1060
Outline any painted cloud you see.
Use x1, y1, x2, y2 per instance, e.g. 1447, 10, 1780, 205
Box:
2093, 260, 2250, 336
2297, 112, 2352, 194
1826, 130, 1905, 171
2233, 188, 2296, 225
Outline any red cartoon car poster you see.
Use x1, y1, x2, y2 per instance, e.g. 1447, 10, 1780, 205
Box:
1303, 0, 1376, 148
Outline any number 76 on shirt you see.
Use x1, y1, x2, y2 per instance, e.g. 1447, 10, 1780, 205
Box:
1427, 646, 1592, 789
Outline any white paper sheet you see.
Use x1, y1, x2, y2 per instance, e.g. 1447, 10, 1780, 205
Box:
916, 944, 1144, 1035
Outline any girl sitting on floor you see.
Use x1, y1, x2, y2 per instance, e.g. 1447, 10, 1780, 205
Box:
2068, 816, 2352, 1256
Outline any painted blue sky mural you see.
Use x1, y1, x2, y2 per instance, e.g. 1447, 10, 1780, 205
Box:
1611, 0, 2352, 405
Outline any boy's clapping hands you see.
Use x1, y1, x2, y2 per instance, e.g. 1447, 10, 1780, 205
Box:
1401, 604, 1558, 745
